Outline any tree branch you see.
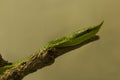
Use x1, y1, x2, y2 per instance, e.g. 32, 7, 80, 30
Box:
0, 21, 103, 80
0, 36, 99, 80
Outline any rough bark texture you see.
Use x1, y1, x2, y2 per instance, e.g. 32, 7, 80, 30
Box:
0, 36, 99, 80
0, 48, 57, 80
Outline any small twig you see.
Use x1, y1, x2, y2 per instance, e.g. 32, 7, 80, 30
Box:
0, 54, 12, 67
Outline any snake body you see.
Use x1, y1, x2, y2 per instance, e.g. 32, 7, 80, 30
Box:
46, 21, 103, 48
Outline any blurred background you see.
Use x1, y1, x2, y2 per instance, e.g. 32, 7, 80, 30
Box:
0, 0, 120, 80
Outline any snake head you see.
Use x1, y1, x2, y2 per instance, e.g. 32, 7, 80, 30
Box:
46, 21, 104, 48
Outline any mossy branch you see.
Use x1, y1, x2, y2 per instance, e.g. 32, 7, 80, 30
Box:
0, 21, 103, 80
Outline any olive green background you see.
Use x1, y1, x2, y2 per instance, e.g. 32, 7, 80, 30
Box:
0, 0, 120, 80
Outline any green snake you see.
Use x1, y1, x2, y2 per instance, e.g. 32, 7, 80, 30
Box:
0, 21, 103, 74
